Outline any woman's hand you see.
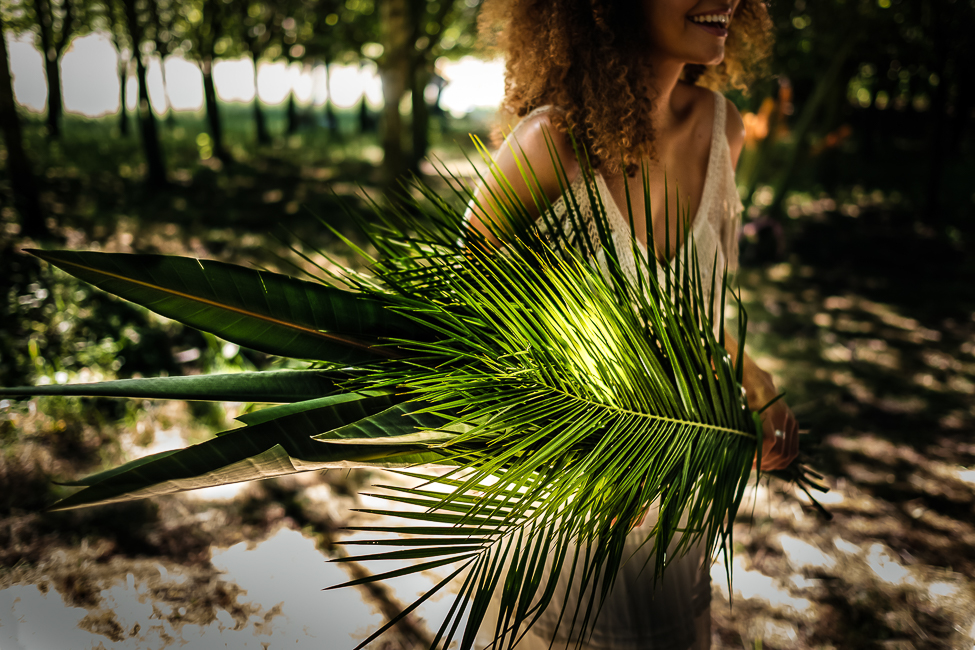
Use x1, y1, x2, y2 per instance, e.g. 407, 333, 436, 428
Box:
723, 334, 800, 471
743, 366, 799, 471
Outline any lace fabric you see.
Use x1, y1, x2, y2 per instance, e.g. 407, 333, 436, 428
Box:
530, 92, 743, 325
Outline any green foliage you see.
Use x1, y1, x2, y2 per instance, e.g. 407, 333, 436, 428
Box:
736, 0, 975, 225
0, 143, 826, 648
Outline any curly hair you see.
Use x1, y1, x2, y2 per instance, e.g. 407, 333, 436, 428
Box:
479, 0, 773, 174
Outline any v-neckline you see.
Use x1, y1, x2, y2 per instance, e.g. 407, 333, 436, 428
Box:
592, 91, 721, 268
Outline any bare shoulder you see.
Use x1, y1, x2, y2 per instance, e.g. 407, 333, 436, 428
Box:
496, 110, 579, 188
723, 98, 745, 169
675, 82, 719, 142
468, 110, 580, 243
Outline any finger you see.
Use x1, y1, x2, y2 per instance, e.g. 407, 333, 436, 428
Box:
789, 418, 800, 461
771, 422, 787, 465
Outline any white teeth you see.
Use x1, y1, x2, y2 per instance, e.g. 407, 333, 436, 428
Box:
690, 14, 729, 25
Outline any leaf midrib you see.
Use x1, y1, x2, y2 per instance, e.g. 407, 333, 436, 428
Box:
543, 384, 755, 440
41, 253, 397, 358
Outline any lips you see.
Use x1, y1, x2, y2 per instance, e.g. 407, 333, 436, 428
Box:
689, 20, 729, 37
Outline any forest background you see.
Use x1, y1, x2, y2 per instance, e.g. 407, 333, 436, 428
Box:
1, 0, 975, 648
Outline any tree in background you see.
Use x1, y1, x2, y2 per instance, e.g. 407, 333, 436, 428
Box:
0, 9, 46, 237
306, 0, 380, 136
744, 0, 974, 226
31, 0, 81, 138
175, 0, 238, 162
237, 0, 274, 145
98, 0, 131, 136
377, 0, 481, 184
408, 0, 480, 173
145, 0, 176, 125
377, 0, 409, 184
3, 0, 86, 139
119, 0, 167, 189
306, 0, 346, 134
275, 0, 316, 136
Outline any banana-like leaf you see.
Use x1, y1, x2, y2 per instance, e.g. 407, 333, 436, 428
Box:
50, 394, 452, 510
0, 370, 341, 403
235, 391, 385, 426
27, 250, 425, 364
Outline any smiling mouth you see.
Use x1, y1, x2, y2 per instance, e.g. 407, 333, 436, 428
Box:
688, 13, 730, 36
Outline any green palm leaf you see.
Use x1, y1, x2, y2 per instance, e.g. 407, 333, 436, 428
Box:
27, 250, 426, 363
51, 394, 451, 510
0, 369, 341, 403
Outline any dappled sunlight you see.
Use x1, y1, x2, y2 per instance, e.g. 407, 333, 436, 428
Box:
713, 201, 975, 645
710, 478, 975, 648
777, 534, 835, 570
710, 554, 813, 614
864, 543, 914, 586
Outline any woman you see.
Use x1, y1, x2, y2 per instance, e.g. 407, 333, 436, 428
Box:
468, 1, 800, 648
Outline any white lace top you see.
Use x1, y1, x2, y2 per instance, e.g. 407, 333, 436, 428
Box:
513, 91, 744, 321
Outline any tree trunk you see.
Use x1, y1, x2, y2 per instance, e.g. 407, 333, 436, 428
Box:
158, 55, 175, 125
251, 50, 270, 145
201, 57, 230, 161
147, 0, 174, 126
286, 83, 298, 135
358, 95, 373, 133
322, 57, 337, 133
43, 56, 63, 139
134, 53, 167, 188
33, 0, 62, 139
379, 0, 411, 185
107, 0, 128, 136
117, 54, 130, 136
410, 63, 429, 174
0, 17, 47, 238
122, 0, 167, 190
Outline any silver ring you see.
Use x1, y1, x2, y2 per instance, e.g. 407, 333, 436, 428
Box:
774, 429, 784, 439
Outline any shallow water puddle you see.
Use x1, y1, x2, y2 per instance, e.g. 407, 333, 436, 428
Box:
0, 527, 390, 649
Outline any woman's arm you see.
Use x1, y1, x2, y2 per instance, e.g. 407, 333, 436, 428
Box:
724, 99, 800, 471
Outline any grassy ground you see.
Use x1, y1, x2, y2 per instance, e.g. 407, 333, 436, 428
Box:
2, 105, 975, 649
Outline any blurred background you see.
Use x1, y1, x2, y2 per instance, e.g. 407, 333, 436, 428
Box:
1, 1, 975, 648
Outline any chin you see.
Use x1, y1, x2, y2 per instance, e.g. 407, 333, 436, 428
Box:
703, 52, 726, 66
688, 47, 726, 67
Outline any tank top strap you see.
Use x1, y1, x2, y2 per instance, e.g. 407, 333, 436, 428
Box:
708, 91, 728, 184
706, 90, 745, 275
501, 105, 566, 142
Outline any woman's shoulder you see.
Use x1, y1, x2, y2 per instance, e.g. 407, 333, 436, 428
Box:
676, 83, 745, 167
467, 108, 582, 243
494, 108, 581, 197
498, 107, 577, 170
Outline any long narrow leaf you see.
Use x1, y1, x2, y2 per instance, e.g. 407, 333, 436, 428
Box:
28, 250, 424, 363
